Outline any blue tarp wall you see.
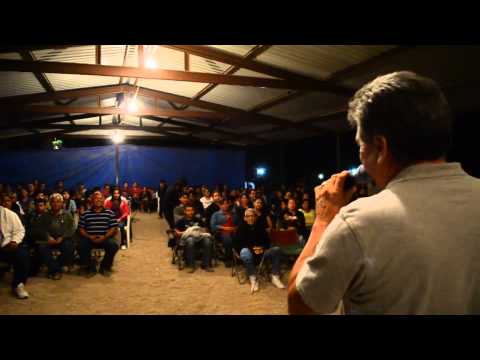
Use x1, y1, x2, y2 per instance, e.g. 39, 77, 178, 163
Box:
0, 145, 246, 189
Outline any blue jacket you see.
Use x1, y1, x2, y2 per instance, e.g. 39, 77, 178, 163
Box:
210, 210, 239, 233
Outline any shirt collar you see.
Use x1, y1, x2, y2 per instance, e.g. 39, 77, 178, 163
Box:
387, 162, 465, 188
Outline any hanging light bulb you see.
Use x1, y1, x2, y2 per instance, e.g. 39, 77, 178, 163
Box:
112, 130, 124, 144
143, 45, 158, 69
127, 98, 139, 113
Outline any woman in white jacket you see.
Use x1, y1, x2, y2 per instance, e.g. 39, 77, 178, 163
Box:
0, 205, 30, 299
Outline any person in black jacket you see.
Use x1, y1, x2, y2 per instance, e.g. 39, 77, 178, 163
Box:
204, 191, 222, 232
281, 198, 308, 245
233, 208, 285, 294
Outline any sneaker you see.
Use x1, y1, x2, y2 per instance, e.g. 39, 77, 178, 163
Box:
249, 276, 259, 294
187, 267, 195, 274
99, 268, 112, 277
14, 283, 29, 299
121, 245, 127, 250
48, 272, 62, 281
271, 275, 285, 289
61, 266, 70, 273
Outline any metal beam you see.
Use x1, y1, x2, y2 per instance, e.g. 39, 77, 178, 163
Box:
142, 115, 263, 144
18, 51, 54, 92
20, 124, 233, 145
132, 85, 321, 132
0, 114, 98, 130
248, 90, 305, 113
3, 104, 228, 120
191, 45, 273, 102
0, 59, 337, 91
0, 84, 126, 105
163, 45, 352, 95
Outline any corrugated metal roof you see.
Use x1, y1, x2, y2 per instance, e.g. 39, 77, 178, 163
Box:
101, 45, 138, 67
189, 55, 230, 74
233, 68, 278, 79
33, 46, 96, 64
139, 79, 208, 98
260, 92, 347, 122
200, 84, 290, 110
74, 116, 111, 125
207, 45, 257, 57
45, 73, 119, 91
0, 71, 45, 97
66, 129, 165, 137
255, 45, 397, 80
0, 52, 22, 60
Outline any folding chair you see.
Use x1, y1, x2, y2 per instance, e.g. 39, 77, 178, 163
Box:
231, 249, 248, 284
125, 214, 132, 248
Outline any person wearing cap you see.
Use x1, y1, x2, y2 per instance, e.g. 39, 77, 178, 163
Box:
288, 71, 480, 315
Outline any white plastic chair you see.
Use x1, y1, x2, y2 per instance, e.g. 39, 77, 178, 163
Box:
125, 214, 131, 248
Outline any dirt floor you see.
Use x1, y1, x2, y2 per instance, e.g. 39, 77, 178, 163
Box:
0, 212, 288, 315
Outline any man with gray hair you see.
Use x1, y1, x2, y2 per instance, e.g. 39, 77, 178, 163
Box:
288, 71, 480, 315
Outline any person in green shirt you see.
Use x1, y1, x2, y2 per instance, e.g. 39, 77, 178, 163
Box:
38, 193, 75, 280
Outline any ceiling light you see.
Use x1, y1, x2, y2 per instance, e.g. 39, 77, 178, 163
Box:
127, 98, 139, 113
145, 57, 157, 69
112, 131, 124, 144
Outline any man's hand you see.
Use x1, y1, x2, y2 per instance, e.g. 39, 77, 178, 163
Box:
56, 236, 63, 244
315, 171, 357, 225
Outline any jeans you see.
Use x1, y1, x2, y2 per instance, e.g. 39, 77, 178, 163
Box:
78, 236, 119, 271
185, 235, 212, 268
239, 246, 282, 277
217, 232, 233, 261
38, 239, 74, 275
0, 245, 30, 289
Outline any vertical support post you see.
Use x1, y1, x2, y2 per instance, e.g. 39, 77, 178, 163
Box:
115, 144, 120, 186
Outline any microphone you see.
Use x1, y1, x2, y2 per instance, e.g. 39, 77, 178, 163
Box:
344, 165, 368, 191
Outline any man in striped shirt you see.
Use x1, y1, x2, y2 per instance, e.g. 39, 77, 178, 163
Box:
78, 191, 119, 277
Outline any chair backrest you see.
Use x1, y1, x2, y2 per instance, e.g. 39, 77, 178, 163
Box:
270, 229, 298, 247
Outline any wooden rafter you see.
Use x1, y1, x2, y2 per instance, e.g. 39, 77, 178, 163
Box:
0, 84, 126, 106
3, 104, 230, 120
163, 45, 352, 96
0, 59, 341, 91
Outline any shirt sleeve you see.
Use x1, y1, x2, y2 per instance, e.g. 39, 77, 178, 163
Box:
109, 211, 118, 229
78, 213, 86, 229
296, 215, 364, 314
10, 211, 25, 244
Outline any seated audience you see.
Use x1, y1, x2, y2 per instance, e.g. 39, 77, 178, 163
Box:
38, 193, 75, 280
78, 191, 119, 277
234, 208, 285, 293
25, 198, 52, 276
62, 190, 77, 217
18, 188, 33, 217
175, 205, 214, 273
299, 199, 315, 236
281, 199, 307, 244
130, 182, 142, 211
210, 198, 238, 267
0, 202, 29, 299
234, 193, 251, 223
104, 188, 130, 250
204, 191, 222, 231
173, 193, 190, 225
200, 189, 213, 210
253, 197, 273, 233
